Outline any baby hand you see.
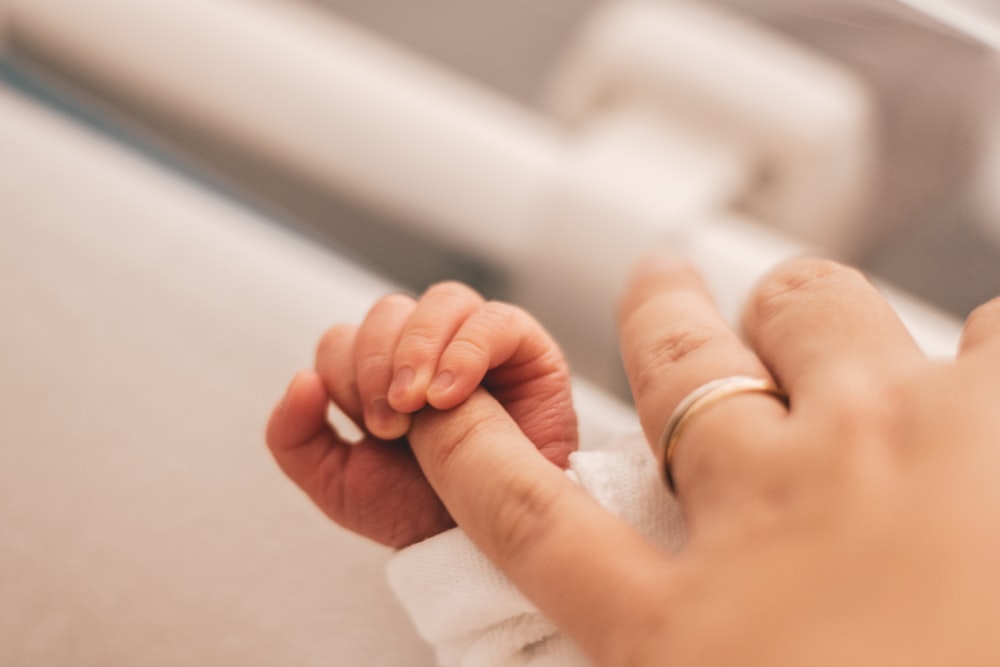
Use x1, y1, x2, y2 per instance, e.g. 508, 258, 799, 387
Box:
266, 282, 578, 549
375, 282, 578, 461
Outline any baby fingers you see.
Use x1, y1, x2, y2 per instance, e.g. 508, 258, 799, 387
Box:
354, 294, 419, 440
386, 282, 485, 412
427, 301, 562, 410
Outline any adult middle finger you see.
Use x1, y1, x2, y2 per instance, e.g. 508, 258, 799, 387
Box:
742, 258, 925, 408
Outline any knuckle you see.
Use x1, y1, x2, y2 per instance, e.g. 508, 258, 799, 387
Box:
433, 415, 491, 477
473, 301, 525, 339
443, 336, 491, 365
837, 374, 900, 426
750, 258, 863, 324
355, 349, 393, 378
425, 407, 507, 481
444, 301, 525, 362
372, 292, 416, 315
655, 325, 732, 364
632, 326, 736, 396
423, 280, 481, 304
354, 341, 393, 384
480, 300, 522, 327
487, 473, 562, 569
820, 367, 910, 461
397, 322, 448, 360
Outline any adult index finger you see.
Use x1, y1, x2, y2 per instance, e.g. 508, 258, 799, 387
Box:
408, 389, 673, 666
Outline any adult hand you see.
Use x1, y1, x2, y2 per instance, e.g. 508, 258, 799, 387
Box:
406, 255, 1000, 666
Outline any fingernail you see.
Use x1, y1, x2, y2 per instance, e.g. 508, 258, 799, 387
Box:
371, 398, 394, 425
370, 397, 408, 435
429, 370, 454, 396
389, 366, 415, 402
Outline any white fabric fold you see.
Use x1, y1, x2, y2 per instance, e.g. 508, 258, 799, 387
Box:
387, 434, 686, 666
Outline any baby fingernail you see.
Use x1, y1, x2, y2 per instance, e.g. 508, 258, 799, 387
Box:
371, 398, 394, 425
389, 366, 415, 401
370, 398, 407, 435
429, 370, 454, 396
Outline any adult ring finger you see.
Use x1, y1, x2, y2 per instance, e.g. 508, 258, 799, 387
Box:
658, 375, 788, 492
618, 254, 792, 522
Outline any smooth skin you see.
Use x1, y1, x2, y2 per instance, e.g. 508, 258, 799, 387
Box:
270, 255, 1000, 666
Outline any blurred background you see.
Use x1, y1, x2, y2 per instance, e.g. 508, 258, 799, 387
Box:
2, 1, 999, 664
4, 0, 1000, 391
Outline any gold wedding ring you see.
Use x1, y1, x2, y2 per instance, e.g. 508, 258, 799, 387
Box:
658, 376, 788, 492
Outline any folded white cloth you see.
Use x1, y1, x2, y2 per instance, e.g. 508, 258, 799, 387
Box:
387, 434, 686, 666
